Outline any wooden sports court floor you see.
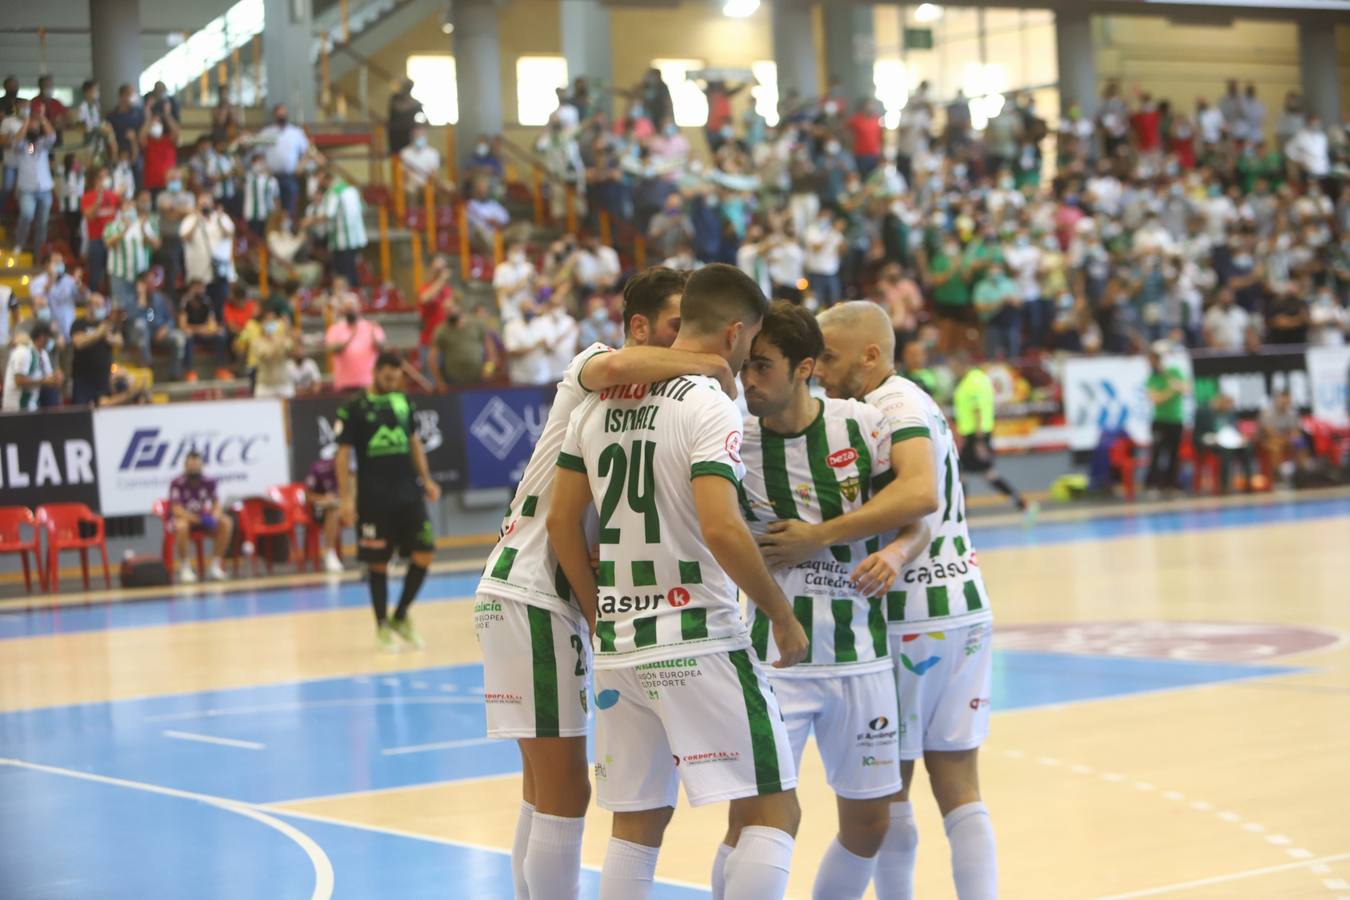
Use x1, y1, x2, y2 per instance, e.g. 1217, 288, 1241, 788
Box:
2, 489, 1348, 899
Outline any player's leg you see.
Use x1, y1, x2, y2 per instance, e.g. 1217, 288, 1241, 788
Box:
519, 736, 590, 900
320, 504, 343, 571
209, 513, 232, 578
357, 511, 395, 648
873, 642, 929, 900
390, 506, 434, 647
812, 670, 901, 900
513, 747, 536, 899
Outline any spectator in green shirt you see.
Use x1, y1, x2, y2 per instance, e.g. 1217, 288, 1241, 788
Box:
924, 236, 973, 353
429, 307, 491, 388
900, 339, 940, 397
951, 350, 1033, 517
973, 262, 1022, 359
1144, 343, 1189, 497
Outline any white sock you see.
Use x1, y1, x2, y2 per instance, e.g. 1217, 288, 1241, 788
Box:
512, 801, 534, 899
813, 836, 876, 900
524, 812, 586, 900
724, 825, 794, 900
711, 842, 734, 900
945, 801, 997, 900
873, 800, 919, 899
599, 837, 660, 900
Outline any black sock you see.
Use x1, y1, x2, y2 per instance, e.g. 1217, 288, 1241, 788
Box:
990, 477, 1027, 510
393, 564, 428, 621
369, 569, 389, 624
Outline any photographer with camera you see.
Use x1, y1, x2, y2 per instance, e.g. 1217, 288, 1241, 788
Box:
12, 102, 56, 255
69, 292, 123, 406
181, 190, 236, 323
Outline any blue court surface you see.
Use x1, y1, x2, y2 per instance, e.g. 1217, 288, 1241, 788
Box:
0, 495, 1340, 900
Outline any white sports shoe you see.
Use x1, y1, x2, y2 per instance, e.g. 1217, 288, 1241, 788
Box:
207, 561, 228, 582
179, 562, 198, 584
323, 550, 344, 574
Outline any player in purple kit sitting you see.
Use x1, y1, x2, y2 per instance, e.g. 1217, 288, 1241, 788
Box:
169, 450, 233, 583
305, 456, 345, 574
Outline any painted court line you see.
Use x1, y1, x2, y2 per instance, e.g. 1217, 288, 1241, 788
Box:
144, 695, 483, 723
1094, 852, 1350, 899
163, 730, 267, 751
0, 758, 334, 900
380, 737, 496, 756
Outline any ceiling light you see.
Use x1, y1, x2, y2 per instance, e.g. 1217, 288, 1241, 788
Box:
914, 4, 944, 23
722, 0, 760, 18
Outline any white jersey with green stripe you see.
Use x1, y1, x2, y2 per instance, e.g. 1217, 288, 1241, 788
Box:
104, 215, 158, 281
321, 182, 368, 250
740, 398, 894, 677
558, 374, 750, 669
863, 374, 993, 632
477, 343, 612, 621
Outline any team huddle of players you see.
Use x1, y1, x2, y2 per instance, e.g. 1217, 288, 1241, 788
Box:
475, 265, 998, 900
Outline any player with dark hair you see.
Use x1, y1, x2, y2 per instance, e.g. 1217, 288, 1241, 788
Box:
335, 351, 439, 652
476, 266, 741, 900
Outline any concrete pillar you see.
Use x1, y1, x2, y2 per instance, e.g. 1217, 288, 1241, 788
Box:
264, 0, 317, 123
823, 2, 875, 106
454, 0, 504, 169
1299, 19, 1342, 125
773, 0, 819, 107
561, 0, 613, 112
90, 0, 142, 104
1055, 7, 1097, 118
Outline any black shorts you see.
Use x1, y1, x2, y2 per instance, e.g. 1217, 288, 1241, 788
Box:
356, 500, 434, 563
959, 433, 995, 474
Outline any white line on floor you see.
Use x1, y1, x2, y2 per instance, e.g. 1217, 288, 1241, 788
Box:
381, 737, 496, 756
1094, 852, 1350, 899
162, 730, 266, 750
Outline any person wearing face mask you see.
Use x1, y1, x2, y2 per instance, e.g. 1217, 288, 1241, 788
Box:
304, 169, 368, 284
69, 292, 123, 405
399, 124, 443, 204
0, 99, 28, 214
2, 322, 62, 412
128, 269, 187, 378
235, 303, 294, 397
576, 293, 622, 349
256, 103, 310, 218
11, 105, 57, 255
493, 239, 538, 321
138, 112, 179, 199
28, 251, 81, 340
501, 299, 553, 385
325, 291, 386, 391
155, 167, 193, 292
168, 450, 232, 584
182, 190, 236, 320
417, 254, 454, 363
80, 166, 123, 293
104, 194, 161, 313
177, 278, 226, 369
430, 295, 492, 389
242, 152, 280, 238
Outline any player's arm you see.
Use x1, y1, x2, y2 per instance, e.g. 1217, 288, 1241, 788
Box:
760, 437, 938, 568
410, 433, 441, 503
335, 445, 356, 525
578, 347, 738, 400
850, 519, 932, 598
545, 467, 600, 634
692, 474, 807, 668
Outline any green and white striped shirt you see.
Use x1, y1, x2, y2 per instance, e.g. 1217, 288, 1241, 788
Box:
1, 343, 44, 412
321, 181, 367, 251
104, 214, 158, 281
741, 398, 894, 676
558, 375, 750, 669
864, 374, 993, 632
242, 170, 278, 221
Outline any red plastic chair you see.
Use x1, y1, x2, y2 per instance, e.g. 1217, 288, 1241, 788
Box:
35, 503, 110, 591
1109, 436, 1138, 500
0, 506, 44, 593
231, 497, 299, 575
267, 483, 338, 572
153, 498, 206, 580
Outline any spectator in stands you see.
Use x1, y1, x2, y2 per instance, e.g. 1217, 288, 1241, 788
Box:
258, 104, 309, 217
139, 111, 179, 199
1202, 287, 1252, 351
155, 168, 194, 294
29, 251, 81, 340
1265, 285, 1311, 344
416, 254, 453, 363
430, 300, 490, 389
493, 238, 537, 321
577, 294, 622, 349
804, 209, 845, 307
765, 225, 806, 304
104, 193, 160, 313
1195, 392, 1254, 493
923, 232, 973, 351
105, 84, 144, 161
847, 98, 885, 178
1, 98, 27, 218
30, 75, 68, 129
464, 176, 510, 252
181, 189, 237, 320
541, 290, 580, 382
900, 338, 939, 397
1309, 283, 1348, 346
265, 209, 322, 289
502, 301, 551, 385
325, 291, 385, 391
236, 302, 294, 397
386, 79, 424, 157
69, 293, 121, 406
974, 261, 1022, 360
309, 169, 366, 285
303, 456, 344, 574
570, 234, 621, 296
646, 192, 695, 263
243, 152, 280, 238
178, 278, 226, 370
1, 323, 61, 412
1144, 344, 1188, 498
1259, 390, 1309, 485
0, 76, 20, 118
128, 270, 185, 379
399, 124, 442, 203
143, 81, 180, 125
169, 450, 231, 584
221, 283, 258, 356
1287, 116, 1331, 192
873, 262, 923, 353
288, 344, 324, 394
59, 154, 85, 258
12, 105, 56, 255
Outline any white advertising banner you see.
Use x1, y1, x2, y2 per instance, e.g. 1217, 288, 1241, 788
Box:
1062, 353, 1193, 451
93, 399, 291, 516
1308, 346, 1350, 428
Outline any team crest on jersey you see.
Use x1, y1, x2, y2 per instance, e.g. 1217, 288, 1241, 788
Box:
794, 482, 813, 503
838, 475, 861, 502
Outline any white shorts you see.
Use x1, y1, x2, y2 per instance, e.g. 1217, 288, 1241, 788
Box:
475, 593, 591, 740
892, 621, 993, 760
771, 668, 902, 800
592, 649, 798, 810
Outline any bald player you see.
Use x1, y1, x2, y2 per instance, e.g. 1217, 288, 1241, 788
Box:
762, 301, 998, 900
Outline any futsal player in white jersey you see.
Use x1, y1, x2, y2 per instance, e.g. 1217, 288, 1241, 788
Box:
809, 301, 998, 900
734, 302, 932, 900
547, 265, 810, 900
476, 267, 738, 900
